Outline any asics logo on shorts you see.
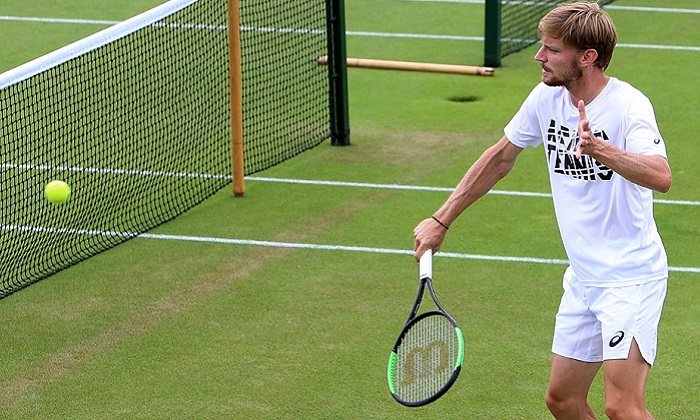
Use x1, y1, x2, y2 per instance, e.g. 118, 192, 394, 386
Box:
609, 331, 625, 348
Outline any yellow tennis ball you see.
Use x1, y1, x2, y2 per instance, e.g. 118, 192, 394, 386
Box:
44, 180, 71, 204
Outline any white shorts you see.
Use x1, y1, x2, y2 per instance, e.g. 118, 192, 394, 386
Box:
551, 267, 667, 366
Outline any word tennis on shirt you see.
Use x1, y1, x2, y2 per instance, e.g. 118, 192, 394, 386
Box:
546, 119, 614, 181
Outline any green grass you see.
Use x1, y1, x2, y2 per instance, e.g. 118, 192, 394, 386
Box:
1, 0, 699, 418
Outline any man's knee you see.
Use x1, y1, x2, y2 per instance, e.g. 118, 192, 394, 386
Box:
545, 388, 578, 417
605, 392, 654, 420
604, 397, 652, 420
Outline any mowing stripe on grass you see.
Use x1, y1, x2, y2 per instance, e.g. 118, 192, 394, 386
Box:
0, 238, 289, 405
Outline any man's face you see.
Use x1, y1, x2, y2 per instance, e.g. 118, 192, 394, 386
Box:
534, 34, 583, 87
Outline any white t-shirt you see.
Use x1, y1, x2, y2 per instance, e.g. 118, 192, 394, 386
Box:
504, 78, 668, 286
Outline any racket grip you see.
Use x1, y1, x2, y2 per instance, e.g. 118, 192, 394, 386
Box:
419, 249, 433, 279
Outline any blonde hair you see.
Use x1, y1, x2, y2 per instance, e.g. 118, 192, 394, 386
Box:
538, 1, 617, 70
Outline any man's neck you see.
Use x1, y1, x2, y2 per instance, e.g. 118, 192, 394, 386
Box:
568, 71, 610, 106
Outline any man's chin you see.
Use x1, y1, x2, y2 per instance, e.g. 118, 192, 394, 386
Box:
542, 76, 564, 87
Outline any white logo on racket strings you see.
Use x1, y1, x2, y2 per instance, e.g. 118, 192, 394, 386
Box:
401, 340, 450, 386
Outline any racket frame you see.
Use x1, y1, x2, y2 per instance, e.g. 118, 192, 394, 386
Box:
387, 250, 465, 407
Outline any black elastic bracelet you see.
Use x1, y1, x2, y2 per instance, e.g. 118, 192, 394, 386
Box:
431, 215, 449, 230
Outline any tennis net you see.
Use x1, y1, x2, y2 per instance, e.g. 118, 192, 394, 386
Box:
0, 0, 334, 299
485, 0, 617, 66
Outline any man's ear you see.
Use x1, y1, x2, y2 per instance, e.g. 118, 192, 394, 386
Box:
581, 48, 599, 68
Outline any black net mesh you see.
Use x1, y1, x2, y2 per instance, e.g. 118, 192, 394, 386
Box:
240, 1, 329, 173
0, 0, 331, 299
500, 0, 617, 59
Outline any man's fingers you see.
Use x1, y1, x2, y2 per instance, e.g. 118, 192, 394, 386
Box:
414, 216, 447, 260
577, 100, 590, 159
577, 99, 587, 119
579, 118, 590, 133
576, 141, 584, 159
414, 243, 432, 262
414, 246, 426, 262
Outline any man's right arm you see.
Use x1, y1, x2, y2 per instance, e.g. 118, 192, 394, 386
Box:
413, 136, 523, 260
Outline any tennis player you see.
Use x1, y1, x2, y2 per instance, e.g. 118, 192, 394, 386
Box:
413, 2, 670, 419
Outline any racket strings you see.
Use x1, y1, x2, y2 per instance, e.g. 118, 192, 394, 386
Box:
393, 314, 458, 403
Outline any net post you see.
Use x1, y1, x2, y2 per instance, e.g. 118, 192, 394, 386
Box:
228, 0, 245, 196
326, 0, 351, 146
483, 0, 502, 68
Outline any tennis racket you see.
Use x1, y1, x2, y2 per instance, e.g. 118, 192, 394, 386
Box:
387, 249, 465, 407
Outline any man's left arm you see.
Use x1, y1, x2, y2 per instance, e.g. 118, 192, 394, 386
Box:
576, 100, 672, 193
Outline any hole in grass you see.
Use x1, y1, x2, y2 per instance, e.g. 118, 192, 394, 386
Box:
448, 95, 479, 103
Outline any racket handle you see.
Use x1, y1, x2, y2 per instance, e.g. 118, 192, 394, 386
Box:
419, 249, 433, 279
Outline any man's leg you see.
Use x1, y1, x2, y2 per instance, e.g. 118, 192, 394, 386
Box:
603, 339, 653, 420
546, 354, 601, 419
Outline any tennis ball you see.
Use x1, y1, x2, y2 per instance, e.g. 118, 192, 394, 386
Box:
44, 180, 71, 204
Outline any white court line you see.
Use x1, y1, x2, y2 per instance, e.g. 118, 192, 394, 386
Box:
1, 162, 228, 180
605, 5, 700, 14
1, 16, 699, 53
2, 224, 698, 273
347, 30, 483, 42
346, 31, 700, 52
137, 234, 700, 274
247, 177, 700, 207
398, 0, 700, 14
5, 4, 698, 15
0, 16, 120, 25
3, 163, 698, 205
